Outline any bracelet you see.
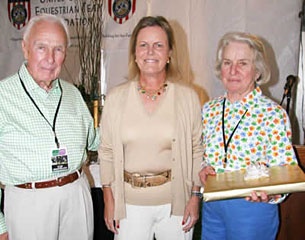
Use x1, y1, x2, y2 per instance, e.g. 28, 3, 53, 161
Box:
102, 184, 111, 188
269, 193, 288, 204
201, 161, 209, 169
191, 190, 203, 199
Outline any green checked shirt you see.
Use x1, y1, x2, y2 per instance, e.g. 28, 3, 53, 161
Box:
0, 63, 100, 233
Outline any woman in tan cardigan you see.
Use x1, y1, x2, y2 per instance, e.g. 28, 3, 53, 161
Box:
99, 16, 203, 240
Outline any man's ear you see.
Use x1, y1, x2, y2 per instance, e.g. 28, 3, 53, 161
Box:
21, 40, 28, 59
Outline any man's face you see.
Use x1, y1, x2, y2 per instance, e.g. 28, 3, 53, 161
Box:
22, 20, 67, 89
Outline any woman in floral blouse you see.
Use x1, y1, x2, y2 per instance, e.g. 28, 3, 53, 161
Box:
199, 32, 298, 240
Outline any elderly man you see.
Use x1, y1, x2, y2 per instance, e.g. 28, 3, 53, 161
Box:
0, 14, 99, 240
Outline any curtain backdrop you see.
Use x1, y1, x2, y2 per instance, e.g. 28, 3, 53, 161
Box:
0, 0, 303, 143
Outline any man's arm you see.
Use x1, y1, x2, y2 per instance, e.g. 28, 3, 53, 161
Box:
0, 189, 7, 236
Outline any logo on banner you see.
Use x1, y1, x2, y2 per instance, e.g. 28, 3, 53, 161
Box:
8, 0, 31, 30
108, 0, 136, 24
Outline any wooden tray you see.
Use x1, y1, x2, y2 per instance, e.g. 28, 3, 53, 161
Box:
203, 165, 305, 202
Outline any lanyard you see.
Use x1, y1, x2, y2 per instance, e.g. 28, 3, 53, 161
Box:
222, 98, 248, 167
18, 72, 63, 148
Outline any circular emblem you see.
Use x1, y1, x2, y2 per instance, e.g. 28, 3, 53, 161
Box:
11, 4, 27, 25
112, 0, 131, 19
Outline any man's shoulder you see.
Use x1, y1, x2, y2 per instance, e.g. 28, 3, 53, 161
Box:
59, 79, 80, 95
0, 73, 18, 90
59, 79, 77, 89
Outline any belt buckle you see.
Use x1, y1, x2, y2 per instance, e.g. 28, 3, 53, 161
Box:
56, 176, 65, 187
130, 173, 144, 188
26, 182, 35, 189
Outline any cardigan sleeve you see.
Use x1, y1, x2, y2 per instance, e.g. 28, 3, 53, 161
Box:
98, 90, 116, 185
190, 89, 204, 186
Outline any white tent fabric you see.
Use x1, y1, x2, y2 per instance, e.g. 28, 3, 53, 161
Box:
0, 0, 303, 143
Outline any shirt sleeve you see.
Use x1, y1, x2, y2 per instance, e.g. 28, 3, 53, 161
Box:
266, 106, 298, 166
87, 124, 100, 152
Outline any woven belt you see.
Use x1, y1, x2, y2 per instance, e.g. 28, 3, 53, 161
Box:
16, 169, 82, 189
124, 170, 171, 188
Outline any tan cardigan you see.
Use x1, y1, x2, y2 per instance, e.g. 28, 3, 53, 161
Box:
99, 80, 203, 220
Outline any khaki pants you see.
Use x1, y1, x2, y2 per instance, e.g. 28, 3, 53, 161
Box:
115, 204, 193, 240
5, 174, 93, 240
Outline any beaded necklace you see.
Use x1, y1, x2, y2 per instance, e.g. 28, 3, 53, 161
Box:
137, 82, 168, 101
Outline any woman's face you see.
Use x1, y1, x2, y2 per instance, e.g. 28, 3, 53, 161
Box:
220, 41, 260, 100
135, 26, 171, 77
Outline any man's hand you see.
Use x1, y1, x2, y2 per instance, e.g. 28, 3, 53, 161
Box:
0, 232, 8, 240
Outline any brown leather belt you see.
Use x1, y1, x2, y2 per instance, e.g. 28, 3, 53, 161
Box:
16, 169, 82, 189
124, 170, 171, 188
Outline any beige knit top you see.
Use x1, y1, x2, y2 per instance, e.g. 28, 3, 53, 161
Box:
121, 82, 174, 205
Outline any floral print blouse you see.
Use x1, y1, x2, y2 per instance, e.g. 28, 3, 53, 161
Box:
202, 87, 297, 173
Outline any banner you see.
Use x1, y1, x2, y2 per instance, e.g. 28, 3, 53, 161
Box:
8, 0, 31, 30
0, 0, 303, 143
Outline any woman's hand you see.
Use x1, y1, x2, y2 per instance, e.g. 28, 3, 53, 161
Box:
182, 195, 201, 232
199, 166, 216, 185
103, 187, 119, 234
245, 191, 282, 203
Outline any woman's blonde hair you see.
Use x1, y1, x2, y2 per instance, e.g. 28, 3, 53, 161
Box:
128, 16, 181, 81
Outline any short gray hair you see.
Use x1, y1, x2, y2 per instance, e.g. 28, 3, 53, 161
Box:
23, 14, 70, 47
215, 31, 271, 85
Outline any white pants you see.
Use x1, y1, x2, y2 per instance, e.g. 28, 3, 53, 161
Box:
115, 204, 193, 240
4, 174, 93, 240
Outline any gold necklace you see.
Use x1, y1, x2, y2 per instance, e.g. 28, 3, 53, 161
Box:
137, 82, 168, 101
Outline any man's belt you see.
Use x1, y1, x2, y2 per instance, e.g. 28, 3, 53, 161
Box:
124, 169, 171, 188
16, 169, 82, 189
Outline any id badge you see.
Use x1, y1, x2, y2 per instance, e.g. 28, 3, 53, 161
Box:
51, 147, 68, 172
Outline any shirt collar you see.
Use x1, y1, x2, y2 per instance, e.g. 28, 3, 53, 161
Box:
18, 62, 60, 93
241, 87, 261, 109
224, 87, 262, 109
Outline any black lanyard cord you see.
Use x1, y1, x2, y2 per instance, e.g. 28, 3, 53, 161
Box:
222, 98, 248, 165
18, 71, 63, 148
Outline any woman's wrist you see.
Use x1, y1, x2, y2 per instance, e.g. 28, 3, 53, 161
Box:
191, 187, 203, 199
268, 193, 288, 204
102, 183, 111, 189
201, 161, 210, 169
